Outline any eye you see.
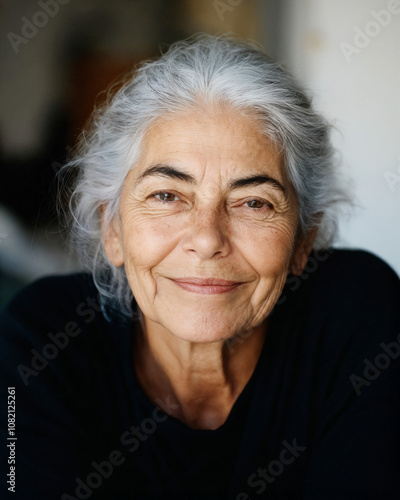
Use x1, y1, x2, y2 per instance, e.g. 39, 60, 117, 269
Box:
153, 191, 179, 203
244, 198, 272, 210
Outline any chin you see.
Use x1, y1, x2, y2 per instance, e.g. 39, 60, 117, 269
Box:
163, 313, 249, 344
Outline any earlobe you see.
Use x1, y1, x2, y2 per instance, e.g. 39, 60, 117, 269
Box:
290, 226, 318, 276
101, 206, 124, 267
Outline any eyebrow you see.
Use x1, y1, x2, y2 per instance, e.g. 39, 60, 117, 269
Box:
228, 174, 286, 195
135, 164, 196, 186
135, 163, 286, 196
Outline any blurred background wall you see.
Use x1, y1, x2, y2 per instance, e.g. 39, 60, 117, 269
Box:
1, 0, 399, 306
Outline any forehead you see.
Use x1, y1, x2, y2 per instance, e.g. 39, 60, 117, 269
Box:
133, 108, 287, 185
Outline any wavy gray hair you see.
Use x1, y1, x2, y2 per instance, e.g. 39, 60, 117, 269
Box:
59, 34, 348, 319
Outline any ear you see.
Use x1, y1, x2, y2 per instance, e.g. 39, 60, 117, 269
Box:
101, 205, 124, 267
290, 226, 318, 276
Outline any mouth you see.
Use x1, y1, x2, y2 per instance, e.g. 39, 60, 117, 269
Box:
169, 277, 243, 295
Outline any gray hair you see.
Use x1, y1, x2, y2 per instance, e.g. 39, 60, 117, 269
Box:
59, 34, 348, 319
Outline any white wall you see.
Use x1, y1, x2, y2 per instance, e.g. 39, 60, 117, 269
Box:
267, 0, 400, 275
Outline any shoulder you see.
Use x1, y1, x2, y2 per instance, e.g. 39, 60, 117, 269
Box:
2, 272, 98, 315
306, 249, 399, 396
268, 251, 400, 496
0, 274, 121, 497
0, 273, 107, 388
311, 247, 399, 324
281, 248, 399, 315
277, 248, 400, 385
303, 247, 400, 312
0, 272, 105, 335
311, 247, 399, 287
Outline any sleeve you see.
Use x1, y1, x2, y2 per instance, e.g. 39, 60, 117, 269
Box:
303, 251, 400, 500
0, 276, 100, 500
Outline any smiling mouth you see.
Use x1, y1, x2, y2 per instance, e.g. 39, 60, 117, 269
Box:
169, 278, 243, 295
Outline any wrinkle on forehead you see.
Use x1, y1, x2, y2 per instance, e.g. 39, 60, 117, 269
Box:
133, 107, 287, 192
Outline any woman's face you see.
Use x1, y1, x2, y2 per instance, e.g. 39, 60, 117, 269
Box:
105, 108, 315, 342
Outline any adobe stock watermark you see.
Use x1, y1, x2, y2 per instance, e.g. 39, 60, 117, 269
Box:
276, 248, 334, 306
17, 295, 102, 386
236, 439, 306, 499
7, 0, 71, 54
349, 331, 400, 395
225, 324, 255, 353
339, 0, 400, 63
340, 1, 400, 63
61, 396, 179, 500
384, 155, 400, 192
213, 0, 245, 22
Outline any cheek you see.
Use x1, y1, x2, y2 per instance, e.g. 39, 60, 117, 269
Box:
235, 224, 296, 315
235, 223, 295, 277
122, 218, 180, 277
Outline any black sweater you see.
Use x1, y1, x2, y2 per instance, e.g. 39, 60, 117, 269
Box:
1, 249, 400, 499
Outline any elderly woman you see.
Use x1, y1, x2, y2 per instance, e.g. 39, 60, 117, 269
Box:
1, 35, 399, 500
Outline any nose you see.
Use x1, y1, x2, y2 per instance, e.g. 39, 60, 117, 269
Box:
181, 206, 231, 260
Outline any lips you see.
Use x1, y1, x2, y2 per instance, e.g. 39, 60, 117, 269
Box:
169, 277, 242, 295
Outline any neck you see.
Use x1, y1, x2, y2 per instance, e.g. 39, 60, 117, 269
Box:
133, 317, 267, 430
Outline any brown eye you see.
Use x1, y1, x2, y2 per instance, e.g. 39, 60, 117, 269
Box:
245, 199, 267, 209
154, 192, 178, 202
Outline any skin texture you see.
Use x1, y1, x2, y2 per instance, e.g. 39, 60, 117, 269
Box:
104, 108, 317, 429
